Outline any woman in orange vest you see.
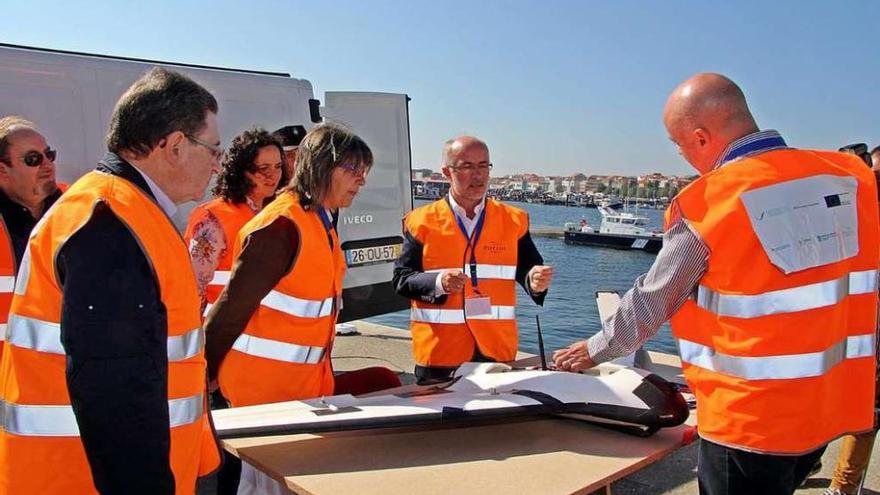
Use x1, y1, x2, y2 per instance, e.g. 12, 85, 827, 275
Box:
204, 123, 400, 407
184, 127, 288, 312
203, 123, 400, 493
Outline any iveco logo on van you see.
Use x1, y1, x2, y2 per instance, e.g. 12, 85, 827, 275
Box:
343, 214, 374, 225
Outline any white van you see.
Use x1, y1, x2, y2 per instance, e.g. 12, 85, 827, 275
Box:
0, 43, 413, 321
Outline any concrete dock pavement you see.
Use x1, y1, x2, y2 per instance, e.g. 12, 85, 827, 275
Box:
333, 320, 880, 495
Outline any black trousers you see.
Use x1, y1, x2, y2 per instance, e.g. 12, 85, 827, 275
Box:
211, 390, 241, 495
414, 347, 495, 385
697, 438, 826, 495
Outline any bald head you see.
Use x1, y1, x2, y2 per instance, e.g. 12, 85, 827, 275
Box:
441, 135, 491, 212
663, 73, 759, 173
442, 136, 489, 167
0, 116, 38, 163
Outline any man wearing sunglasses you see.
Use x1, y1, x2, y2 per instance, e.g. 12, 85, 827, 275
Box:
0, 68, 222, 494
393, 135, 554, 384
0, 116, 64, 361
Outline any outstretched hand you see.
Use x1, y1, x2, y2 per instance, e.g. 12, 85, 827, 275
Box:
552, 340, 597, 372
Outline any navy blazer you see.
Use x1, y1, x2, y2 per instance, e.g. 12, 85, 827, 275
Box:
392, 201, 547, 307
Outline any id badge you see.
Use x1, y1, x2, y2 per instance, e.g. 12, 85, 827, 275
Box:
465, 296, 492, 317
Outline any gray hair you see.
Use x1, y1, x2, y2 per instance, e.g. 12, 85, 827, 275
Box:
441, 136, 489, 168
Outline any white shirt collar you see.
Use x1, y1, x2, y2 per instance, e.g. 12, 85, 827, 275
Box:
447, 193, 486, 220
128, 164, 177, 218
447, 193, 486, 238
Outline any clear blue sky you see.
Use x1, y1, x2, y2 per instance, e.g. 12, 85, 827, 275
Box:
5, 0, 879, 176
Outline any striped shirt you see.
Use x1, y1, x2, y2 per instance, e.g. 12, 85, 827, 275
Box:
586, 130, 787, 364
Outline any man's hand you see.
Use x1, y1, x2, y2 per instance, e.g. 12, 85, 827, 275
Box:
552, 340, 597, 372
441, 269, 469, 293
528, 265, 554, 293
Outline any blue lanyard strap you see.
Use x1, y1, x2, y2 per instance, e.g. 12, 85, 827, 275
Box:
454, 207, 486, 290
318, 208, 335, 247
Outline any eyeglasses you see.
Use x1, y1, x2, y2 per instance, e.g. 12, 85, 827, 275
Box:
337, 162, 369, 178
450, 163, 493, 174
21, 148, 57, 167
186, 134, 225, 160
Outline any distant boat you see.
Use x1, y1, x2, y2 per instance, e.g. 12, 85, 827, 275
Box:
563, 205, 662, 253
581, 196, 623, 209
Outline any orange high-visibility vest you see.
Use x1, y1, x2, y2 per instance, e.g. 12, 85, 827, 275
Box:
184, 198, 256, 306
666, 149, 879, 455
218, 191, 345, 407
0, 172, 220, 494
405, 198, 528, 367
0, 219, 13, 363
0, 183, 67, 361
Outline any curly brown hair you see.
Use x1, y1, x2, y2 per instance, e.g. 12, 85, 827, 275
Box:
288, 124, 373, 210
212, 127, 288, 204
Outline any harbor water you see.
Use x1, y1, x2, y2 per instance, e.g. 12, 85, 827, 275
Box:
366, 200, 678, 356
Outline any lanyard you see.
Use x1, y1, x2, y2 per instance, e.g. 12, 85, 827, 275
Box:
318, 208, 335, 248
317, 208, 340, 316
454, 207, 486, 292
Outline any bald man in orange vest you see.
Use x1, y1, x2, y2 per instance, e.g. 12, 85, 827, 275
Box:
394, 136, 554, 384
554, 73, 879, 495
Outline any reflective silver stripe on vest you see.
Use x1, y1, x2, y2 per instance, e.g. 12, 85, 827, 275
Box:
678, 334, 875, 380
696, 269, 879, 318
427, 264, 517, 281
167, 327, 204, 361
0, 323, 7, 342
167, 393, 205, 428
231, 333, 325, 364
6, 314, 63, 354
463, 264, 516, 280
13, 247, 31, 296
7, 314, 203, 362
0, 393, 205, 437
209, 270, 230, 286
411, 305, 516, 324
0, 275, 14, 292
261, 290, 334, 318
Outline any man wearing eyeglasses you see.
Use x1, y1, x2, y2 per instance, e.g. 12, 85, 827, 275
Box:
393, 135, 554, 384
0, 116, 64, 362
0, 68, 222, 494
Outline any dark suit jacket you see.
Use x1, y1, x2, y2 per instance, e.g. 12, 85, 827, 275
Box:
57, 152, 178, 494
392, 199, 547, 307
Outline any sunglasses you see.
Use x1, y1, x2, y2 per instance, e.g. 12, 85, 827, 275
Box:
22, 148, 57, 167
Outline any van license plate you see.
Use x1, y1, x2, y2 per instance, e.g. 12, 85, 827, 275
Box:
345, 244, 402, 267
